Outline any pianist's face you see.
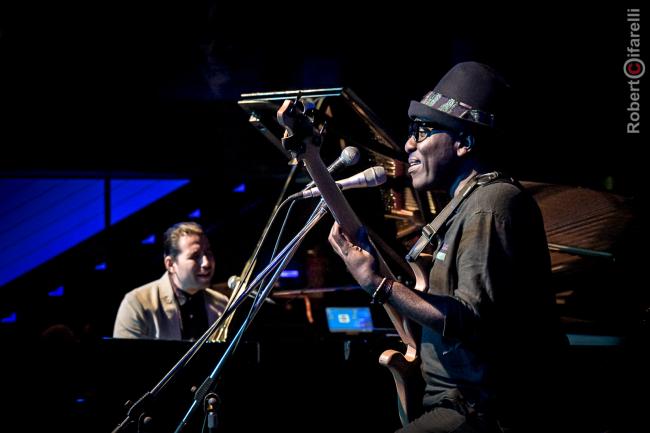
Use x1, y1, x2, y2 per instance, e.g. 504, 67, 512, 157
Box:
166, 234, 215, 295
405, 128, 458, 191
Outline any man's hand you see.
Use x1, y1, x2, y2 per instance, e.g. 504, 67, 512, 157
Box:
327, 222, 381, 293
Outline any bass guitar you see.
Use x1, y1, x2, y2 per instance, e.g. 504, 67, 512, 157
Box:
277, 96, 423, 425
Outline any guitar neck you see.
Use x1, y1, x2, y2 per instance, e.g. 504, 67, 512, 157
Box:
301, 155, 363, 238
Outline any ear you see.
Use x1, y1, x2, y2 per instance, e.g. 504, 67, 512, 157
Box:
455, 134, 474, 157
164, 256, 174, 273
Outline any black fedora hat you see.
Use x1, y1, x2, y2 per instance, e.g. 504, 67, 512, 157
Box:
408, 61, 510, 133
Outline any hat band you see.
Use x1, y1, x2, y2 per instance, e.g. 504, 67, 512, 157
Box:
421, 91, 496, 128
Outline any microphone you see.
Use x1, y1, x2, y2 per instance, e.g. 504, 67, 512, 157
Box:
226, 275, 275, 304
227, 275, 241, 290
289, 166, 386, 200
303, 146, 360, 189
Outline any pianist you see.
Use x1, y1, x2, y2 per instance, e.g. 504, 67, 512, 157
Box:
113, 222, 229, 340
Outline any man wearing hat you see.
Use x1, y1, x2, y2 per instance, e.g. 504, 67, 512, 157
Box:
329, 62, 567, 432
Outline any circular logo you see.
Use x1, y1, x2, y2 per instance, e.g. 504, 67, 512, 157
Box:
624, 58, 645, 79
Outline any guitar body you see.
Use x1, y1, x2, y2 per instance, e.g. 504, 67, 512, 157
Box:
377, 253, 431, 425
277, 98, 425, 426
379, 347, 422, 427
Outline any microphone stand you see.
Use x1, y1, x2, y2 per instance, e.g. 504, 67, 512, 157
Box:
173, 200, 329, 433
111, 164, 299, 433
212, 162, 299, 342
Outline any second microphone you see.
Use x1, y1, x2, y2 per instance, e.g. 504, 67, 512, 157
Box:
289, 166, 386, 200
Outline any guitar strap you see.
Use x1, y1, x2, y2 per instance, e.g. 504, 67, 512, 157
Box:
405, 171, 513, 263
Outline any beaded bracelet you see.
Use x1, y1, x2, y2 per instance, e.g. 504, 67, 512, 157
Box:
371, 277, 394, 305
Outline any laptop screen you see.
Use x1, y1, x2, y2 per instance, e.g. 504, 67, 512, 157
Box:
325, 307, 373, 333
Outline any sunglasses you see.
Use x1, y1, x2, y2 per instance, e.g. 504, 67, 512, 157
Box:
408, 122, 450, 143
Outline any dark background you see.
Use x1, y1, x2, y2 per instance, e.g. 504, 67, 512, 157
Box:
0, 3, 647, 432
0, 3, 643, 192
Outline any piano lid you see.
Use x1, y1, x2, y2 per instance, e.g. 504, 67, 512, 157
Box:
522, 181, 638, 274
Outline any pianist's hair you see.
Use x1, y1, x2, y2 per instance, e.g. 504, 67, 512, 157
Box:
163, 222, 206, 259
